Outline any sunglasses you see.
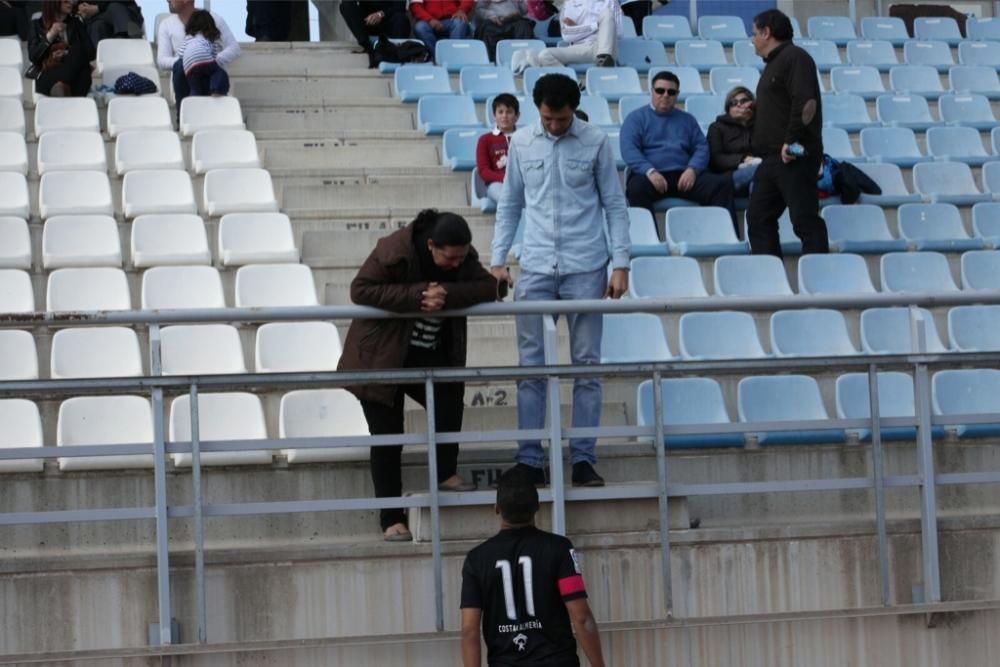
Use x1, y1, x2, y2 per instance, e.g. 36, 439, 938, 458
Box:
653, 88, 679, 97
731, 97, 753, 106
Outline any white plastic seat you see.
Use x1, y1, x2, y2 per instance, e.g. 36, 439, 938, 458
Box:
122, 169, 196, 218
106, 97, 172, 137
0, 172, 28, 218
114, 131, 185, 174
0, 98, 25, 135
39, 171, 113, 218
0, 217, 30, 268
203, 168, 278, 216
0, 66, 20, 98
57, 396, 154, 471
0, 400, 43, 473
713, 255, 793, 296
131, 214, 210, 268
190, 129, 260, 174
0, 39, 22, 69
218, 213, 298, 266
234, 264, 318, 307
179, 96, 244, 136
37, 131, 107, 174
280, 389, 370, 463
170, 393, 272, 467
141, 266, 225, 310
33, 97, 100, 138
50, 327, 142, 378
0, 131, 27, 174
255, 322, 342, 372
0, 330, 38, 380
42, 215, 122, 269
0, 269, 33, 312
46, 267, 131, 311
95, 38, 154, 74
160, 324, 246, 376
880, 251, 959, 293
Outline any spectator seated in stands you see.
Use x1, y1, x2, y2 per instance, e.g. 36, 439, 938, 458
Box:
620, 70, 737, 227
28, 0, 95, 97
157, 0, 239, 117
477, 93, 520, 202
707, 86, 761, 198
340, 0, 410, 68
0, 1, 30, 40
178, 10, 230, 97
526, 0, 622, 68
474, 0, 535, 62
410, 0, 473, 54
76, 0, 144, 45
620, 0, 651, 36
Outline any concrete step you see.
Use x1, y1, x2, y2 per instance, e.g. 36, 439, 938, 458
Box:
229, 77, 394, 105
278, 174, 469, 213
260, 138, 440, 171
245, 105, 416, 133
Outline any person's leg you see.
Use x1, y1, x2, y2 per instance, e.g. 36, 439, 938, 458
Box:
594, 7, 617, 62
537, 41, 594, 67
685, 171, 737, 233
514, 270, 558, 469
339, 1, 371, 48
102, 3, 134, 36
486, 181, 504, 202
405, 380, 464, 483
361, 396, 408, 531
447, 17, 471, 39
208, 63, 230, 95
778, 155, 830, 254
413, 20, 437, 52
746, 155, 787, 257
186, 67, 209, 96
625, 171, 662, 217
381, 9, 411, 39
172, 58, 190, 121
732, 163, 757, 198
621, 1, 651, 35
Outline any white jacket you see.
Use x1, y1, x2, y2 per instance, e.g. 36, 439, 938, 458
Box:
557, 0, 622, 45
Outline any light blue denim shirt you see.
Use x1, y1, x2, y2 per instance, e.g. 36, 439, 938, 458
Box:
490, 118, 630, 275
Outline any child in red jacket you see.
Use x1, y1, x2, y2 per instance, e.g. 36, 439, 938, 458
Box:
410, 0, 474, 53
476, 93, 520, 202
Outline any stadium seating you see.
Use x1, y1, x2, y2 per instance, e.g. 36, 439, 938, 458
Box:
822, 126, 862, 162
824, 93, 875, 131
179, 96, 246, 136
697, 15, 745, 44
888, 65, 945, 99
0, 172, 29, 218
925, 126, 992, 165
42, 215, 122, 269
880, 251, 960, 293
256, 321, 342, 373
625, 207, 662, 256
913, 161, 990, 204
115, 131, 185, 174
664, 207, 746, 256
39, 171, 113, 218
523, 66, 575, 95
0, 330, 38, 380
628, 257, 709, 298
913, 16, 962, 46
949, 305, 1000, 351
854, 163, 921, 206
809, 16, 856, 44
0, 269, 33, 312
34, 98, 100, 138
280, 388, 370, 463
860, 307, 947, 353
897, 203, 986, 252
0, 67, 20, 98
170, 392, 272, 466
938, 93, 997, 130
101, 65, 160, 97
674, 39, 728, 72
679, 311, 767, 360
203, 168, 279, 216
860, 16, 909, 46
0, 39, 22, 68
684, 94, 724, 126
57, 396, 154, 471
37, 131, 107, 174
0, 132, 26, 174
643, 15, 693, 45
830, 66, 885, 99
797, 253, 877, 294
932, 369, 1000, 438
470, 169, 495, 212
732, 40, 764, 70
648, 67, 704, 100
577, 95, 615, 127
797, 39, 842, 71
859, 126, 929, 166
417, 94, 480, 134
122, 169, 197, 218
959, 40, 1000, 68
586, 67, 642, 101
441, 128, 480, 170
875, 93, 938, 130
617, 38, 668, 73
49, 327, 142, 378
0, 399, 43, 473
714, 255, 793, 296
141, 266, 226, 309
903, 40, 954, 72
161, 324, 245, 376
709, 66, 759, 96
459, 66, 517, 102
234, 263, 319, 307
106, 97, 173, 137
218, 213, 298, 266
636, 377, 744, 448
949, 65, 1000, 99
95, 38, 154, 74
0, 217, 30, 269
738, 375, 847, 445
46, 267, 131, 311
130, 214, 211, 268
599, 313, 672, 362
435, 39, 488, 72
968, 17, 1000, 41
972, 202, 1000, 245
960, 250, 1000, 290
191, 130, 261, 173
495, 39, 545, 68
835, 372, 919, 441
0, 98, 25, 135
485, 94, 539, 126
770, 309, 858, 357
847, 40, 898, 71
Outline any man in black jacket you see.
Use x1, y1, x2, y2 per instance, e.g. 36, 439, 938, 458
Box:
340, 0, 410, 68
747, 8, 829, 257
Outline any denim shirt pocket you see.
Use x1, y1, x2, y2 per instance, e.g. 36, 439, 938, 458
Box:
522, 158, 546, 187
564, 157, 594, 188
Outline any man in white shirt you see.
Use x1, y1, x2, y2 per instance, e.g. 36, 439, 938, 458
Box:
532, 0, 621, 68
156, 0, 240, 117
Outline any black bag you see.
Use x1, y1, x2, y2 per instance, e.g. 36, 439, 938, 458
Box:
373, 37, 430, 66
114, 71, 158, 95
831, 159, 882, 204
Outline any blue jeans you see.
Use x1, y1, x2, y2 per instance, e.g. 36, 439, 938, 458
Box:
486, 181, 503, 202
413, 18, 471, 53
514, 267, 606, 468
732, 162, 758, 198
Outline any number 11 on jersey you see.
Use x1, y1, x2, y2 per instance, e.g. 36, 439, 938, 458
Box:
495, 557, 535, 621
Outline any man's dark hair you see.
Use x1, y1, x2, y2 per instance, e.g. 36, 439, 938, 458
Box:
416, 209, 473, 247
753, 9, 793, 41
532, 74, 580, 111
492, 93, 520, 115
651, 70, 679, 88
496, 468, 540, 524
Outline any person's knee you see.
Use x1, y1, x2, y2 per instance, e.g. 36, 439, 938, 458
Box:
414, 21, 432, 37
537, 48, 562, 67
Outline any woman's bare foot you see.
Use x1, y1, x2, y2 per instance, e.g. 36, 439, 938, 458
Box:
383, 522, 412, 542
438, 474, 476, 492
49, 82, 70, 97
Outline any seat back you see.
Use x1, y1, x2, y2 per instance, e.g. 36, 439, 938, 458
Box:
950, 65, 1000, 95
616, 38, 669, 72
116, 130, 185, 174
56, 395, 154, 470
961, 250, 1000, 289
831, 66, 885, 95
714, 255, 792, 296
770, 309, 858, 357
684, 94, 725, 125
709, 66, 760, 95
495, 39, 545, 68
674, 39, 728, 70
0, 330, 38, 380
797, 253, 876, 295
823, 92, 873, 127
698, 15, 746, 43
256, 322, 342, 372
808, 16, 857, 43
458, 65, 517, 101
394, 64, 453, 101
190, 129, 260, 173
914, 16, 962, 42
106, 96, 172, 137
939, 93, 996, 124
797, 39, 842, 69
903, 40, 954, 68
628, 256, 709, 299
889, 65, 944, 94
860, 16, 909, 44
913, 161, 983, 197
435, 39, 489, 72
46, 267, 130, 311
178, 96, 244, 136
599, 313, 672, 362
643, 15, 693, 44
585, 67, 643, 101
234, 264, 319, 307
875, 93, 934, 125
161, 324, 246, 375
847, 40, 898, 68
860, 307, 946, 353
203, 168, 279, 215
679, 311, 766, 360
859, 126, 923, 162
218, 212, 298, 266
897, 203, 970, 241
836, 372, 915, 420
926, 126, 989, 160
0, 269, 33, 312
949, 305, 1000, 351
880, 251, 959, 293
50, 327, 142, 378
141, 266, 225, 310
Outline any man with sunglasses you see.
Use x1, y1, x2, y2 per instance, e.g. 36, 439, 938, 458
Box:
620, 71, 736, 227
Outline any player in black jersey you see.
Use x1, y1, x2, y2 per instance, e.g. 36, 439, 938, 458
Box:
460, 468, 605, 667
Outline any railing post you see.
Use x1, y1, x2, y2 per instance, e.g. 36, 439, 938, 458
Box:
148, 323, 172, 645
849, 0, 857, 23
542, 315, 565, 536
867, 364, 891, 607
651, 372, 674, 617
424, 376, 444, 632
190, 383, 207, 643
914, 362, 942, 604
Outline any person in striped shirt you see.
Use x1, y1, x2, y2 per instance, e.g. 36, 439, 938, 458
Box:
178, 9, 229, 96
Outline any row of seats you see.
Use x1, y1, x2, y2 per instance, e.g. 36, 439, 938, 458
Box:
0, 37, 156, 74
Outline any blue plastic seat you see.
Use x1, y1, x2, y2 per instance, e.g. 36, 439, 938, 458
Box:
607, 129, 625, 170
968, 17, 1000, 41
808, 16, 857, 46
949, 305, 1000, 350
770, 309, 858, 357
732, 40, 764, 70
616, 38, 668, 73
797, 253, 877, 294
914, 17, 962, 46
625, 207, 663, 256
674, 39, 727, 73
679, 311, 767, 360
926, 126, 991, 166
532, 16, 559, 46
522, 66, 576, 95
880, 251, 960, 293
821, 205, 908, 254
972, 202, 1000, 245
854, 163, 921, 206
698, 15, 746, 45
495, 39, 546, 68
394, 64, 453, 102
831, 66, 886, 99
459, 66, 517, 102
859, 126, 929, 167
938, 93, 997, 130
847, 39, 898, 72
628, 257, 709, 298
585, 67, 642, 102
738, 375, 846, 445
796, 39, 842, 72
897, 203, 987, 251
709, 66, 760, 96
441, 128, 480, 170
643, 15, 693, 45
416, 95, 480, 135
860, 307, 947, 353
933, 369, 1000, 438
738, 209, 803, 255
860, 16, 910, 46
599, 313, 672, 362
913, 161, 990, 205
470, 169, 495, 212
636, 378, 744, 448
435, 39, 489, 72
484, 94, 539, 128
949, 65, 1000, 99
836, 372, 920, 441
958, 40, 1000, 68
618, 94, 647, 123
888, 65, 945, 99
665, 206, 746, 256
823, 93, 875, 131
577, 95, 616, 128
875, 93, 938, 130
983, 162, 1000, 199
822, 126, 862, 163
961, 249, 1000, 289
903, 40, 954, 73
684, 94, 725, 126
713, 255, 792, 297
648, 67, 704, 101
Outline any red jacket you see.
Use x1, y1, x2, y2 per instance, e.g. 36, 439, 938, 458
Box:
476, 130, 511, 184
410, 0, 474, 22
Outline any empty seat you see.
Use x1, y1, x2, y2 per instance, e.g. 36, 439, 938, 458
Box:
643, 15, 692, 45
435, 39, 488, 72
797, 253, 877, 294
938, 93, 997, 130
170, 393, 272, 467
599, 313, 672, 362
585, 67, 642, 102
860, 307, 946, 353
949, 65, 1000, 99
203, 168, 278, 216
46, 267, 131, 312
926, 126, 991, 166
190, 129, 260, 174
961, 249, 1000, 289
577, 95, 615, 127
674, 39, 727, 72
684, 94, 725, 126
394, 64, 453, 102
280, 389, 370, 463
968, 16, 1000, 41
495, 39, 545, 68
616, 38, 668, 73
57, 396, 154, 471
959, 40, 1000, 68
808, 16, 857, 45
459, 66, 516, 103
770, 309, 858, 357
797, 39, 842, 71
470, 168, 495, 212
218, 212, 298, 266
932, 369, 1000, 438
636, 378, 744, 448
648, 66, 704, 101
859, 126, 928, 166
141, 266, 225, 309
234, 263, 318, 307
94, 38, 153, 74
880, 251, 959, 293
34, 98, 99, 138
131, 214, 211, 267
950, 305, 1000, 351
708, 66, 760, 96
0, 66, 20, 98
897, 203, 986, 252
256, 321, 342, 372
738, 375, 846, 445
913, 161, 990, 205
522, 66, 576, 95
836, 372, 919, 441
0, 399, 43, 473
861, 16, 910, 46
0, 98, 25, 135
875, 93, 938, 130
888, 65, 945, 99
697, 15, 745, 44
161, 324, 245, 375
972, 202, 1000, 244
628, 256, 709, 298
823, 93, 875, 131
417, 94, 480, 134
122, 169, 196, 218
625, 206, 661, 256
441, 128, 479, 171
664, 206, 746, 256
903, 40, 954, 72
0, 39, 23, 68
713, 255, 792, 296
0, 132, 26, 174
914, 16, 962, 46
106, 96, 173, 137
847, 39, 898, 71
822, 126, 862, 163
0, 269, 33, 312
0, 330, 38, 380
178, 96, 245, 136
854, 163, 921, 206
679, 311, 766, 360
732, 40, 764, 70
39, 171, 113, 218
0, 216, 30, 268
115, 130, 185, 174
42, 215, 122, 269
50, 327, 142, 378
830, 66, 885, 99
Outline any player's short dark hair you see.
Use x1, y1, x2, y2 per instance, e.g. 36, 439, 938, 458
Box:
497, 468, 539, 524
651, 70, 679, 88
492, 93, 520, 115
753, 9, 793, 41
532, 73, 580, 111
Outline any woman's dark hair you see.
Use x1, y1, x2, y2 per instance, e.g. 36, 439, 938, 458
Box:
724, 86, 755, 110
496, 467, 539, 524
185, 9, 221, 41
532, 73, 580, 111
753, 9, 793, 42
416, 209, 472, 248
41, 0, 67, 29
492, 93, 520, 116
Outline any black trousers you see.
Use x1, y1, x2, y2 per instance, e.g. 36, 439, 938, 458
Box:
85, 2, 144, 44
339, 2, 410, 49
626, 169, 737, 232
747, 154, 830, 257
621, 1, 652, 35
186, 62, 230, 96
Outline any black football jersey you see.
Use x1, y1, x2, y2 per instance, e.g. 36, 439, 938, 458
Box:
461, 526, 587, 666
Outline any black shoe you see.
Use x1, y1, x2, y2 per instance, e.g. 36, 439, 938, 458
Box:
499, 463, 547, 488
571, 462, 605, 487
595, 53, 615, 67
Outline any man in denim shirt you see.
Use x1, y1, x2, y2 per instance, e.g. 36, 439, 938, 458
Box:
490, 74, 630, 488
